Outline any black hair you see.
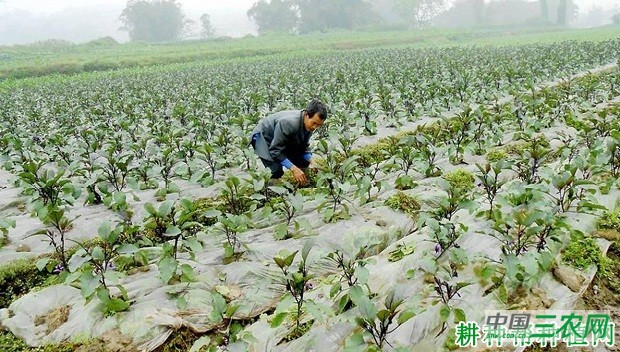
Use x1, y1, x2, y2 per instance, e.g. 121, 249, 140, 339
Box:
305, 99, 328, 120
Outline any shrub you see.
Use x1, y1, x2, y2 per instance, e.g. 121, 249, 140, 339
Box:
0, 259, 50, 308
562, 233, 608, 272
486, 148, 508, 162
443, 169, 475, 195
598, 210, 620, 232
385, 191, 421, 217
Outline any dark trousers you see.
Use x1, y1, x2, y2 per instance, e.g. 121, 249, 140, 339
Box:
259, 154, 309, 179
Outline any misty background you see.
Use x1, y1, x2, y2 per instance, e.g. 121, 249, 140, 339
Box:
0, 0, 618, 46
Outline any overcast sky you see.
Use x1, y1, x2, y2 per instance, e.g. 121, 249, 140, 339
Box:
0, 0, 618, 45
2, 0, 617, 14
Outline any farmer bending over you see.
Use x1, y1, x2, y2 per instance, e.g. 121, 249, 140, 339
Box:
250, 99, 327, 186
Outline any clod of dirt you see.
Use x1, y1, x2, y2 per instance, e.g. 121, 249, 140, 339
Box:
522, 287, 555, 310
76, 329, 138, 352
15, 244, 30, 252
594, 229, 620, 241
552, 265, 585, 292
34, 305, 70, 334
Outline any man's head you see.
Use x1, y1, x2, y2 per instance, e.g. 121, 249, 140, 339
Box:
303, 99, 327, 132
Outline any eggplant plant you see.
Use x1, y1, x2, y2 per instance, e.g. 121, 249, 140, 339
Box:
149, 200, 204, 284
270, 186, 304, 240
443, 107, 474, 164
195, 142, 223, 183
513, 132, 551, 184
410, 125, 443, 177
99, 141, 133, 192
316, 140, 357, 222
31, 206, 73, 271
152, 146, 181, 194
351, 143, 393, 204
103, 191, 135, 224
607, 130, 620, 177
430, 274, 471, 336
202, 290, 243, 348
394, 134, 418, 176
485, 203, 563, 257
18, 159, 80, 211
544, 165, 596, 213
327, 247, 376, 314
272, 242, 314, 333
425, 218, 467, 261
216, 213, 249, 262
220, 175, 256, 216
348, 288, 415, 350
65, 221, 132, 316
475, 161, 511, 219
431, 170, 475, 221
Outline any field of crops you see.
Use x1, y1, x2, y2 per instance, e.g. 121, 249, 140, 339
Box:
0, 32, 619, 351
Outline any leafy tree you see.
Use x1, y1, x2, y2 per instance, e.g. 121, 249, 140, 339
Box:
120, 0, 188, 42
294, 0, 378, 33
395, 0, 447, 29
199, 13, 216, 39
247, 0, 298, 34
557, 0, 567, 25
540, 0, 549, 22
551, 0, 578, 25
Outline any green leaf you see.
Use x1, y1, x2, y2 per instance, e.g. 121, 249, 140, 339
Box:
355, 266, 370, 285
439, 304, 451, 322
211, 291, 227, 318
97, 221, 111, 241
223, 243, 234, 258
330, 282, 342, 299
343, 332, 366, 352
301, 240, 314, 261
180, 264, 195, 282
274, 257, 286, 269
284, 250, 298, 267
453, 308, 466, 323
177, 296, 188, 310
225, 304, 239, 318
144, 203, 157, 216
96, 287, 111, 304
189, 336, 211, 352
36, 257, 51, 272
106, 298, 130, 313
377, 309, 391, 322
158, 257, 177, 284
405, 269, 416, 279
117, 244, 139, 254
270, 312, 288, 328
164, 225, 182, 237
91, 246, 105, 261
398, 308, 416, 325
159, 200, 174, 216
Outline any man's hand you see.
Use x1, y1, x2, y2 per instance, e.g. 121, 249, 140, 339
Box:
291, 166, 308, 186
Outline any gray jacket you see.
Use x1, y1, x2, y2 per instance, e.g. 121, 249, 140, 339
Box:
251, 110, 312, 162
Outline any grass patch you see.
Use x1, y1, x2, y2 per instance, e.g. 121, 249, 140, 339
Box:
0, 258, 55, 309
443, 169, 475, 195
0, 330, 80, 352
597, 209, 620, 232
384, 191, 421, 217
562, 233, 609, 272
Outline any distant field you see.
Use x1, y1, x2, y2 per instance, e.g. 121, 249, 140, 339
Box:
0, 26, 618, 82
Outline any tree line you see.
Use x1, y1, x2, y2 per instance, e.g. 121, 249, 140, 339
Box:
119, 0, 588, 43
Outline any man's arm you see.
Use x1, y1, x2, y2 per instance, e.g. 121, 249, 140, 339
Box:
269, 119, 301, 172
